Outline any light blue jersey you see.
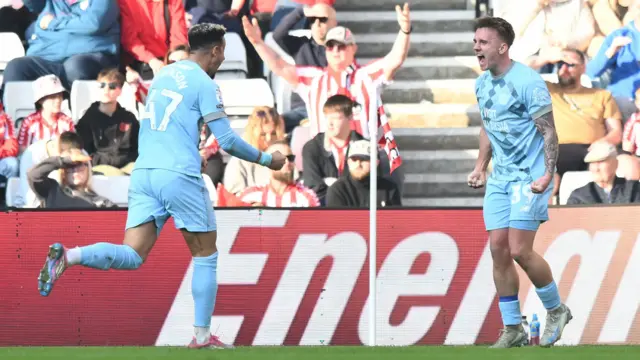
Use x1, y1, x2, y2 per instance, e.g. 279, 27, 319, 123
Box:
476, 61, 554, 232
475, 61, 553, 182
135, 59, 226, 177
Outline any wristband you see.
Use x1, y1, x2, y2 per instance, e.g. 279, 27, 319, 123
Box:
258, 152, 272, 166
401, 26, 412, 34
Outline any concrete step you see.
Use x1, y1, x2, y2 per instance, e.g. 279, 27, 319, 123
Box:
356, 33, 474, 58
360, 57, 480, 81
403, 173, 485, 198
394, 127, 480, 151
402, 197, 484, 207
382, 79, 478, 104
334, 0, 468, 11
386, 103, 481, 128
401, 150, 478, 173
337, 10, 474, 34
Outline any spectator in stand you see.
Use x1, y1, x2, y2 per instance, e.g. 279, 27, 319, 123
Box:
1, 0, 120, 92
302, 94, 366, 203
505, 0, 595, 72
621, 88, 640, 178
242, 4, 409, 179
118, 0, 188, 80
239, 140, 319, 207
270, 0, 335, 31
16, 131, 83, 208
272, 2, 336, 131
530, 49, 624, 194
586, 0, 635, 56
223, 106, 285, 194
0, 1, 37, 42
586, 3, 640, 122
326, 140, 401, 208
75, 69, 139, 177
0, 103, 19, 185
28, 148, 117, 208
126, 45, 191, 103
566, 142, 640, 204
17, 74, 74, 153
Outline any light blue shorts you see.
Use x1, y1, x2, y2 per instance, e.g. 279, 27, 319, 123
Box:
483, 178, 553, 232
126, 169, 216, 232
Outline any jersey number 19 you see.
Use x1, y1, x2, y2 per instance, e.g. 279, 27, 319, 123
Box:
140, 89, 184, 132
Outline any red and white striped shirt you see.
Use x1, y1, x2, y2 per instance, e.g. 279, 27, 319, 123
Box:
295, 60, 402, 172
240, 183, 320, 207
623, 112, 640, 156
17, 111, 75, 149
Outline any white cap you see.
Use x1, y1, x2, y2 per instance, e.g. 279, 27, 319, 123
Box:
33, 74, 66, 104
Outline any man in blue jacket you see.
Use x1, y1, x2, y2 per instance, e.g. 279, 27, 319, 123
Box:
586, 14, 640, 124
2, 0, 120, 92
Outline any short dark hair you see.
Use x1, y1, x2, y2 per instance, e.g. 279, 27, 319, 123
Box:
188, 23, 227, 52
564, 48, 586, 64
165, 44, 191, 63
323, 94, 358, 117
474, 16, 515, 47
97, 68, 125, 87
58, 131, 83, 152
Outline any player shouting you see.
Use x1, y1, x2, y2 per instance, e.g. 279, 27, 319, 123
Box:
36, 24, 286, 349
468, 17, 572, 348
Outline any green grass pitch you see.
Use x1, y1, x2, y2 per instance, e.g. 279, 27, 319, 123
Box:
2, 346, 640, 360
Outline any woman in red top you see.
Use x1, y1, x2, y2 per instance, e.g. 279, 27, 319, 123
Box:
17, 74, 74, 154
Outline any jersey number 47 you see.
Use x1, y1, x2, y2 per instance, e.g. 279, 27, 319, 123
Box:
139, 89, 184, 132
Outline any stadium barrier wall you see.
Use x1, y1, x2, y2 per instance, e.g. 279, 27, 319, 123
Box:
1, 207, 639, 346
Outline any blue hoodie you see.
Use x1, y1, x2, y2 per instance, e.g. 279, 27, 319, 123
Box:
24, 0, 120, 62
586, 21, 640, 100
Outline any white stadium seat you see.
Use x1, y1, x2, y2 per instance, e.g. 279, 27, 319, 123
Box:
91, 175, 130, 207
217, 33, 247, 79
70, 80, 138, 123
5, 177, 20, 207
0, 32, 25, 71
216, 78, 274, 116
559, 171, 591, 205
3, 81, 36, 121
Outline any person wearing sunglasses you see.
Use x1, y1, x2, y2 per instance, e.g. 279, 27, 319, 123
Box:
239, 140, 320, 207
75, 68, 139, 177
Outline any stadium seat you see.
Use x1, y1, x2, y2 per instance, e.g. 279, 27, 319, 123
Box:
290, 125, 311, 171
5, 177, 20, 207
559, 171, 592, 205
216, 78, 274, 116
264, 32, 295, 114
91, 175, 130, 207
3, 81, 36, 122
0, 32, 25, 71
70, 81, 138, 123
217, 33, 247, 79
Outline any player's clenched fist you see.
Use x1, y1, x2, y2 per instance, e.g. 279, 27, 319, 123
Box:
467, 169, 486, 189
530, 173, 552, 194
268, 150, 287, 170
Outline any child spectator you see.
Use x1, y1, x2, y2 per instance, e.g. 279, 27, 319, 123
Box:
17, 74, 74, 153
75, 69, 139, 176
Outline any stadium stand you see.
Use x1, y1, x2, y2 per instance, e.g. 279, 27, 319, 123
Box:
216, 33, 249, 80
3, 81, 36, 121
0, 32, 24, 72
558, 171, 592, 205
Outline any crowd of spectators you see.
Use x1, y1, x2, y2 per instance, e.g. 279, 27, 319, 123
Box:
0, 0, 406, 210
1, 0, 639, 209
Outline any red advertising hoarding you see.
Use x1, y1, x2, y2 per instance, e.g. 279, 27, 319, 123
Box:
0, 208, 638, 346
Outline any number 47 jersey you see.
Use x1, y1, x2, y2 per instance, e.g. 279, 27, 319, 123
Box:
134, 60, 226, 177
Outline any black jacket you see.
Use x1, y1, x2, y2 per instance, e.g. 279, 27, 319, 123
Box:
302, 131, 364, 201
567, 177, 640, 205
28, 156, 117, 209
76, 102, 139, 168
273, 7, 328, 68
326, 173, 402, 208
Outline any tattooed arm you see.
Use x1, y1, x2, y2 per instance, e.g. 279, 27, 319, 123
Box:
476, 125, 492, 172
533, 111, 559, 177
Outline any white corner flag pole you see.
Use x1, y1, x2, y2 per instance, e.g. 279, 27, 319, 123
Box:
368, 121, 378, 347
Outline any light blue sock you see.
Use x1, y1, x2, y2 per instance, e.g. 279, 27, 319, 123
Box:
536, 281, 561, 310
498, 295, 522, 326
192, 252, 218, 328
79, 243, 143, 270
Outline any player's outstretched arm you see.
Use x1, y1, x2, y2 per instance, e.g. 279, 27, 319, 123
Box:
205, 116, 283, 170
533, 111, 559, 178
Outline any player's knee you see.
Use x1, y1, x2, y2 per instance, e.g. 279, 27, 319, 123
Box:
510, 246, 533, 266
489, 244, 512, 268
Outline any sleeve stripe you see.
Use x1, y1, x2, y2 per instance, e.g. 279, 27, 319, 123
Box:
531, 104, 553, 120
203, 111, 227, 123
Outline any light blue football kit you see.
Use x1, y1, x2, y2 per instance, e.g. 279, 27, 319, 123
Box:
475, 61, 554, 232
